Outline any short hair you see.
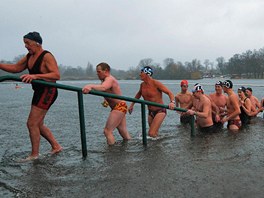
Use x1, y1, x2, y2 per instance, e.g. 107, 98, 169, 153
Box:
96, 62, 111, 71
246, 87, 252, 92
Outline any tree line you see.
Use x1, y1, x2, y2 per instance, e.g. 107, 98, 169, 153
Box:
1, 47, 264, 80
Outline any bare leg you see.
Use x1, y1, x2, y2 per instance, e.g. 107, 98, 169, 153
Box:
104, 110, 129, 145
25, 105, 61, 160
148, 112, 166, 137
117, 115, 131, 140
40, 124, 62, 154
26, 106, 45, 158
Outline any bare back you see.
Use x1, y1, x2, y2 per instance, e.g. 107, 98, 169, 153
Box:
102, 75, 123, 108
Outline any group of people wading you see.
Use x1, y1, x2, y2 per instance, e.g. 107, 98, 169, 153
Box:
1, 31, 263, 161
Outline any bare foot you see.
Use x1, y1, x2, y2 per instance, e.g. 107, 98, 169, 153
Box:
50, 146, 63, 154
17, 155, 39, 163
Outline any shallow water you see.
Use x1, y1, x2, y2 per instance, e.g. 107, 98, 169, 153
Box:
1, 79, 264, 198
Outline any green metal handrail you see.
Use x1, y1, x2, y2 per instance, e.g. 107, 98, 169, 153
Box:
0, 75, 195, 158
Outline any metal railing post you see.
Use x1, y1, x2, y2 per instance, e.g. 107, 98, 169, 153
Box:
141, 103, 147, 145
77, 90, 87, 158
190, 115, 196, 137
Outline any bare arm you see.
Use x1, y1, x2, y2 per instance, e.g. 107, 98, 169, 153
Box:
254, 97, 261, 109
175, 94, 180, 108
155, 80, 174, 102
20, 53, 60, 83
128, 85, 142, 114
82, 76, 114, 93
208, 94, 219, 114
0, 56, 27, 73
241, 99, 252, 116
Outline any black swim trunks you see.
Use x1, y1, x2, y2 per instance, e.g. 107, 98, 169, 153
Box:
198, 125, 217, 133
148, 108, 167, 119
180, 114, 192, 124
32, 87, 58, 110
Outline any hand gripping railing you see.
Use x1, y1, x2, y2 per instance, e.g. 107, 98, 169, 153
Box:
0, 75, 195, 158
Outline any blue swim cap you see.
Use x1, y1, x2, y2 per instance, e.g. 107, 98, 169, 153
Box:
141, 66, 153, 76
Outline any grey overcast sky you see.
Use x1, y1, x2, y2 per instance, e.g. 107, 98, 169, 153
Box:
1, 0, 264, 70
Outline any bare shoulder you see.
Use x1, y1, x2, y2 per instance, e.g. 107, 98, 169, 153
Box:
105, 75, 116, 83
230, 93, 239, 102
153, 79, 163, 86
253, 95, 260, 101
205, 97, 212, 107
209, 93, 215, 98
43, 51, 55, 60
186, 91, 193, 96
43, 51, 57, 65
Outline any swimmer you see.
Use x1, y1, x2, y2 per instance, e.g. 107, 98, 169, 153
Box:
128, 66, 175, 137
175, 80, 193, 124
15, 83, 22, 89
0, 31, 62, 161
221, 80, 241, 130
208, 81, 227, 127
82, 62, 131, 145
186, 84, 215, 133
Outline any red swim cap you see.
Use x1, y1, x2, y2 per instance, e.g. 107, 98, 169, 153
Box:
181, 80, 188, 86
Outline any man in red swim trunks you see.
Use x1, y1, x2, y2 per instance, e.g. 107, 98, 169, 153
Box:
82, 62, 131, 145
0, 32, 62, 161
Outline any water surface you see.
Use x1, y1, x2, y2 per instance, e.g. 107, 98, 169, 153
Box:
1, 79, 264, 197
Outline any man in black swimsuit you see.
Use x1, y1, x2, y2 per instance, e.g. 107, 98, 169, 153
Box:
0, 32, 62, 161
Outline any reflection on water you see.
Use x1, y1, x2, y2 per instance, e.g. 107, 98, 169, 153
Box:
1, 80, 264, 197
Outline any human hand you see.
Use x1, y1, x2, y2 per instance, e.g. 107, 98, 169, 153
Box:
82, 85, 92, 94
101, 100, 109, 107
221, 117, 228, 124
215, 114, 221, 122
20, 74, 36, 83
186, 109, 195, 115
128, 106, 133, 114
168, 102, 175, 110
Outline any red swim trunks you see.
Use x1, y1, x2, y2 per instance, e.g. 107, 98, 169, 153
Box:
112, 101, 127, 114
31, 87, 58, 110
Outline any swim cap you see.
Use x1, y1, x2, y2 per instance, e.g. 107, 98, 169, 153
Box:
192, 83, 203, 93
222, 80, 233, 89
23, 32, 42, 44
215, 81, 222, 86
181, 80, 188, 86
141, 66, 153, 76
238, 86, 246, 93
